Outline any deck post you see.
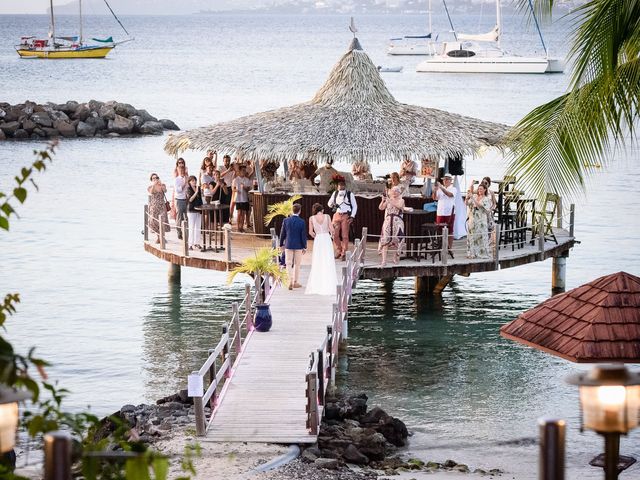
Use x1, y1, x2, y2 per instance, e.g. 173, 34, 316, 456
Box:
224, 227, 232, 263
44, 431, 72, 480
556, 197, 563, 229
538, 418, 565, 480
552, 255, 567, 295
494, 224, 500, 269
158, 215, 165, 249
221, 323, 231, 377
232, 302, 242, 353
306, 370, 319, 434
143, 205, 149, 242
341, 266, 350, 307
317, 348, 325, 406
361, 227, 368, 263
168, 263, 181, 284
538, 216, 545, 256
188, 371, 206, 436
569, 204, 575, 238
245, 284, 254, 331
327, 325, 336, 389
441, 226, 448, 266
207, 348, 218, 409
270, 227, 277, 249
182, 220, 189, 257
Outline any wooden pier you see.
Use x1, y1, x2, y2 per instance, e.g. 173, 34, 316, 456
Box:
143, 205, 576, 443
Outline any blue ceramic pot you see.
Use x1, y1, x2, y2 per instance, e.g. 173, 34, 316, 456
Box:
254, 303, 272, 332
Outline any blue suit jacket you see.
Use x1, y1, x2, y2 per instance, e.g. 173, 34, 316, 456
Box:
279, 215, 307, 250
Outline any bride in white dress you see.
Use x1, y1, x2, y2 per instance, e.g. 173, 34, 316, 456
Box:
305, 203, 338, 295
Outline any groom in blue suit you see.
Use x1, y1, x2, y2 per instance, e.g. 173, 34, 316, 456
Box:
279, 203, 307, 290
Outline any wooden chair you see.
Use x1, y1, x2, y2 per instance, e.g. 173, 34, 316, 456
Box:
420, 223, 443, 263
531, 193, 559, 245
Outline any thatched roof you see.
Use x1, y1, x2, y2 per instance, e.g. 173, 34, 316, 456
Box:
165, 37, 508, 162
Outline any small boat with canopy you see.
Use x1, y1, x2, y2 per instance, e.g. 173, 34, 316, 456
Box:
15, 0, 132, 59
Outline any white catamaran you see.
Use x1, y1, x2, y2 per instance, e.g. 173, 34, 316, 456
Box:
416, 0, 564, 74
15, 0, 133, 59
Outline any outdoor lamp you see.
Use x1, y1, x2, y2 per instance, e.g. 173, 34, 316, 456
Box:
567, 365, 640, 480
0, 386, 31, 454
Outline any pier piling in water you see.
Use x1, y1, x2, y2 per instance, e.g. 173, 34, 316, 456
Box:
168, 263, 181, 284
415, 275, 452, 295
551, 255, 567, 294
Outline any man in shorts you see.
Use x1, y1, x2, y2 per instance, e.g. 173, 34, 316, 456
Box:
432, 173, 457, 256
232, 166, 253, 232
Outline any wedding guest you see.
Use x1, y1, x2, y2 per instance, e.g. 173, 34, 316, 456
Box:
220, 155, 236, 221
186, 175, 203, 250
199, 154, 215, 185
315, 160, 339, 192
288, 160, 303, 181
432, 173, 457, 256
201, 164, 215, 187
378, 186, 406, 267
399, 156, 419, 185
174, 158, 188, 240
466, 182, 491, 258
328, 180, 357, 260
232, 166, 253, 232
301, 160, 317, 180
352, 160, 372, 181
211, 170, 231, 223
147, 173, 169, 243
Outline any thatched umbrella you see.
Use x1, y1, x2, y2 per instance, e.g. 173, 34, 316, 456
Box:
164, 37, 507, 163
500, 272, 640, 363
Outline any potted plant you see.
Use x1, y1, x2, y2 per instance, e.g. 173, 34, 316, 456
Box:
227, 247, 288, 332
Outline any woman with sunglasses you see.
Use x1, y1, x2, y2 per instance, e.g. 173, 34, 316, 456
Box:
147, 173, 169, 243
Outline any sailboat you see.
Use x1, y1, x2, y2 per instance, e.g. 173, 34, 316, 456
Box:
15, 0, 132, 59
387, 0, 437, 56
416, 0, 564, 74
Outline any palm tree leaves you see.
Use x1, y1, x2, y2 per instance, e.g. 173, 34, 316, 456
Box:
263, 195, 302, 226
227, 247, 288, 286
507, 0, 640, 200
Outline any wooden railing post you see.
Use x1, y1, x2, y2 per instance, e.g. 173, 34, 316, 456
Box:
556, 197, 563, 229
494, 224, 500, 269
306, 370, 319, 434
538, 215, 545, 253
441, 226, 448, 266
270, 227, 277, 249
317, 348, 325, 406
207, 348, 218, 409
224, 227, 232, 262
221, 323, 231, 378
182, 219, 189, 257
569, 204, 575, 238
361, 227, 368, 264
244, 284, 254, 331
188, 371, 206, 436
232, 302, 242, 353
44, 431, 72, 480
158, 215, 166, 249
143, 205, 149, 242
327, 325, 335, 389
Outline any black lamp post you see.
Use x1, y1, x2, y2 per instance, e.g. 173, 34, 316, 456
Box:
566, 365, 640, 480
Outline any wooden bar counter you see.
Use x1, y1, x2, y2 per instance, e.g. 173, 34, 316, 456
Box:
251, 191, 433, 238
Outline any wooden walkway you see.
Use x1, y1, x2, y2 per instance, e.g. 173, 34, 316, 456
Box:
205, 266, 334, 443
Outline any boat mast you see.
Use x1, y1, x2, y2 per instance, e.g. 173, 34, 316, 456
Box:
49, 0, 56, 41
79, 0, 83, 45
428, 0, 433, 35
496, 0, 502, 48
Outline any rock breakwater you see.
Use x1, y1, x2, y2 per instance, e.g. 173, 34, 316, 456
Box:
0, 100, 180, 140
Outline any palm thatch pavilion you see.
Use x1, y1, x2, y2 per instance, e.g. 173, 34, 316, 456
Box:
165, 37, 506, 164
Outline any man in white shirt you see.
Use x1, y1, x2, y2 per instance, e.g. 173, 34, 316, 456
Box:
432, 173, 457, 254
174, 158, 188, 240
232, 166, 253, 232
328, 180, 358, 260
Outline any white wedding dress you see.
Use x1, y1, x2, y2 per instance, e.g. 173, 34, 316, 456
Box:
305, 214, 338, 296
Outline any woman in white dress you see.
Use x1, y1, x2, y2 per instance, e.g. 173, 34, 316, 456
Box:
305, 203, 338, 295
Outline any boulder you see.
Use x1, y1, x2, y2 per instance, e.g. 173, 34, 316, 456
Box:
88, 99, 104, 112
73, 104, 91, 121
3, 108, 20, 122
107, 114, 134, 134
0, 121, 20, 136
130, 115, 145, 132
342, 444, 369, 465
0, 129, 5, 140
114, 102, 137, 117
86, 116, 106, 131
42, 127, 59, 137
136, 109, 158, 123
61, 100, 79, 114
76, 121, 96, 137
314, 458, 340, 470
33, 127, 46, 138
107, 132, 120, 137
33, 104, 47, 113
53, 120, 77, 137
21, 119, 36, 133
49, 110, 70, 122
30, 133, 40, 140
22, 101, 36, 116
31, 111, 53, 127
159, 118, 180, 130
301, 449, 319, 463
14, 129, 29, 139
354, 431, 386, 461
0, 109, 5, 119
98, 105, 116, 120
139, 121, 164, 135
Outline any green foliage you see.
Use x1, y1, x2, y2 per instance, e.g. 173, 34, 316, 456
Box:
263, 195, 302, 226
227, 247, 288, 285
507, 0, 640, 200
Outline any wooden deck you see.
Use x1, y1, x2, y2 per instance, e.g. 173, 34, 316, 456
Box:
204, 266, 334, 443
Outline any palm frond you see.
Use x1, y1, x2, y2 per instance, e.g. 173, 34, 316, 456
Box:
227, 247, 288, 286
263, 195, 302, 226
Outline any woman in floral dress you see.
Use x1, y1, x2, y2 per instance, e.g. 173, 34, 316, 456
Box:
378, 186, 406, 266
147, 173, 169, 243
466, 183, 491, 258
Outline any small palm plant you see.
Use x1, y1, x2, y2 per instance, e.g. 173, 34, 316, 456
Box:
227, 247, 288, 286
263, 195, 302, 227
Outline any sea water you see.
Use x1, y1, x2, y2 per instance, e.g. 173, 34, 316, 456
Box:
0, 13, 639, 479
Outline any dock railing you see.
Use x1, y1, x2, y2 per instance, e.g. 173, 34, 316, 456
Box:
187, 273, 273, 436
305, 227, 367, 435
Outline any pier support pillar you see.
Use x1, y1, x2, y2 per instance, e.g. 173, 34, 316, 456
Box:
168, 263, 181, 285
551, 256, 567, 295
415, 275, 452, 295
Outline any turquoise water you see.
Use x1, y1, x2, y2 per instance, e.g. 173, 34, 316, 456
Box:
1, 13, 639, 479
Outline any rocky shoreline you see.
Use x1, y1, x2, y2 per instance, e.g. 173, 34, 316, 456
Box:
85, 391, 505, 479
0, 100, 179, 140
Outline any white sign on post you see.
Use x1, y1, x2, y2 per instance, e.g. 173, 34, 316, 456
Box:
187, 374, 204, 397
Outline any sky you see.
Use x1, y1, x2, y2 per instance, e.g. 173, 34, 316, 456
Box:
0, 0, 245, 15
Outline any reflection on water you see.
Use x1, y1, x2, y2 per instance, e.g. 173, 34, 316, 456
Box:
141, 282, 246, 401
